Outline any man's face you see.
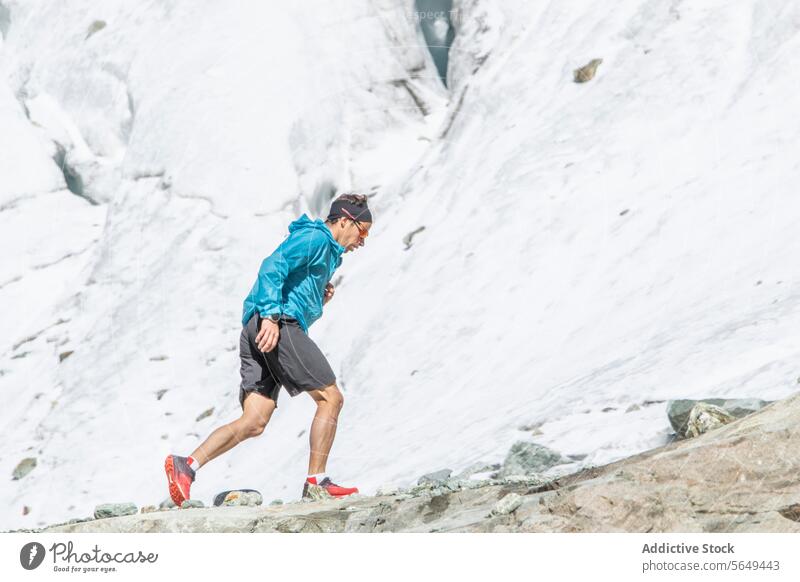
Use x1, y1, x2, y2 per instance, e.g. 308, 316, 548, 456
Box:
340, 217, 372, 253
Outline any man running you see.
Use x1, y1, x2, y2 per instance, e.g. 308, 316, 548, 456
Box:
164, 193, 372, 505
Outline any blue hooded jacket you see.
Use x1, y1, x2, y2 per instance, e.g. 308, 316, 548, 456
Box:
242, 214, 345, 333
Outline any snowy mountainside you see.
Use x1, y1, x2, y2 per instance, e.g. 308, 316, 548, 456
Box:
2, 0, 799, 530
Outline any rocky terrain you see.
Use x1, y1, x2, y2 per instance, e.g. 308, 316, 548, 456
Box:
16, 391, 800, 533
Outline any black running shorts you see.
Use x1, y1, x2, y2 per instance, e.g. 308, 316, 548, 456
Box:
238, 312, 336, 409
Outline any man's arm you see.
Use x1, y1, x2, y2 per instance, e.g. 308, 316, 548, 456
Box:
255, 230, 325, 351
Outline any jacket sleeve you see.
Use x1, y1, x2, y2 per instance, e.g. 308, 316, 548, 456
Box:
255, 230, 326, 317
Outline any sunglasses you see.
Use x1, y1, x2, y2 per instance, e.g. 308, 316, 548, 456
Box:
340, 207, 369, 238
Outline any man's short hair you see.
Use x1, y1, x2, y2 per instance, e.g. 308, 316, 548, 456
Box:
327, 193, 372, 223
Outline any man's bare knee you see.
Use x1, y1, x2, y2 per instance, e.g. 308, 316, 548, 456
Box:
313, 383, 344, 412
239, 415, 269, 438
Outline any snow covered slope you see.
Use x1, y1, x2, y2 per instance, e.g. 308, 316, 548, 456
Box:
2, 0, 799, 530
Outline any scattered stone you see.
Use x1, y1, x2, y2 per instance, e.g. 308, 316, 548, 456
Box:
12, 457, 37, 480
68, 517, 93, 524
454, 461, 501, 480
22, 505, 30, 516
58, 350, 74, 362
574, 58, 603, 83
667, 398, 771, 438
149, 355, 168, 361
686, 403, 735, 438
181, 500, 204, 509
778, 503, 800, 522
491, 493, 523, 516
302, 484, 333, 502
499, 441, 569, 477
155, 389, 168, 400
376, 484, 400, 496
269, 499, 284, 506
519, 421, 544, 432
196, 407, 214, 422
140, 505, 158, 514
417, 469, 452, 485
501, 474, 549, 486
159, 497, 176, 510
601, 406, 616, 412
619, 208, 630, 216
625, 403, 641, 413
94, 503, 137, 519
85, 20, 106, 40
213, 490, 262, 507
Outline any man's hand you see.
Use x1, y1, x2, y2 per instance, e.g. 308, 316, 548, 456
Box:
323, 282, 335, 305
256, 318, 280, 352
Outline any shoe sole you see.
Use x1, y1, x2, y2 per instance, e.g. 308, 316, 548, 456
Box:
303, 484, 359, 500
164, 456, 189, 506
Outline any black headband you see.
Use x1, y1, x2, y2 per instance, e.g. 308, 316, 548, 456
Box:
326, 199, 372, 223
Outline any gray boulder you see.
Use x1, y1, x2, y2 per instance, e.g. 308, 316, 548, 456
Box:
667, 398, 771, 438
499, 441, 569, 477
181, 500, 205, 509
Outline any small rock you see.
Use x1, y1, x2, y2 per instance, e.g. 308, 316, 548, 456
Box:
686, 403, 735, 438
94, 502, 137, 519
417, 469, 452, 485
302, 484, 333, 502
159, 497, 177, 510
85, 20, 106, 40
573, 58, 603, 83
269, 499, 284, 506
500, 441, 569, 477
68, 517, 93, 524
625, 403, 641, 413
181, 500, 204, 509
403, 226, 426, 250
155, 389, 168, 400
196, 407, 214, 422
491, 493, 523, 516
12, 457, 37, 480
22, 505, 30, 516
376, 484, 400, 496
149, 355, 169, 361
140, 505, 158, 514
58, 350, 74, 362
216, 490, 262, 507
454, 461, 501, 480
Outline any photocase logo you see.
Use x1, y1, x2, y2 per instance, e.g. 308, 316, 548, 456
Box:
19, 542, 46, 570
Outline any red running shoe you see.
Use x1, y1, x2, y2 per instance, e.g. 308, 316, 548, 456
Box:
302, 476, 359, 500
164, 455, 196, 506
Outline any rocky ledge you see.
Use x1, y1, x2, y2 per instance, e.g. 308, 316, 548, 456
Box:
24, 392, 800, 533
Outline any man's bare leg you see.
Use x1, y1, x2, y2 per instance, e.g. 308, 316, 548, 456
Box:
306, 383, 344, 474
189, 392, 276, 468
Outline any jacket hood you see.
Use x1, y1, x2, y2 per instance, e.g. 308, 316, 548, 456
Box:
289, 213, 345, 254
